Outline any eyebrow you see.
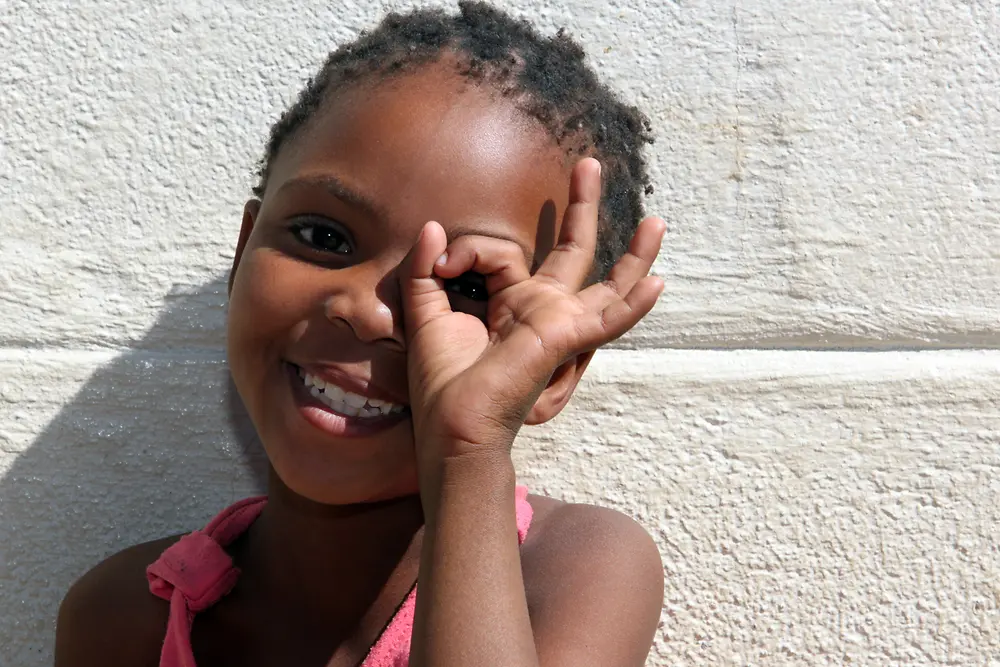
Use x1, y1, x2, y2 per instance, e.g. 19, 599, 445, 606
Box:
277, 174, 386, 220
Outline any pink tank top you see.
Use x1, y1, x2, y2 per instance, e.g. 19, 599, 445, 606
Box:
146, 487, 534, 667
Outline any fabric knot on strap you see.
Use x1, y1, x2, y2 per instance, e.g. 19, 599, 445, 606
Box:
146, 496, 268, 667
147, 531, 240, 612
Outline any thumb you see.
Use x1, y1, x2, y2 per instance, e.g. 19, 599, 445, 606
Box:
400, 221, 452, 338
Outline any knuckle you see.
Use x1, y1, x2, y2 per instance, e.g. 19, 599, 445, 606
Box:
602, 279, 622, 296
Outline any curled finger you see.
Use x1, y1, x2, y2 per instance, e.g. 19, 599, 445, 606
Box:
433, 234, 532, 295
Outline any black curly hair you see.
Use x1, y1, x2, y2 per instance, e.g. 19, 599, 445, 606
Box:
253, 1, 655, 277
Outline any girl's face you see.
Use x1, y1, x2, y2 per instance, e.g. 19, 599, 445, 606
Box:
227, 61, 574, 505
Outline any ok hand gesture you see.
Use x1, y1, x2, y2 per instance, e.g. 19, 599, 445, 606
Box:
401, 158, 665, 468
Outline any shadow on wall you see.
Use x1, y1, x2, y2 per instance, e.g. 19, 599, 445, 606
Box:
0, 278, 268, 665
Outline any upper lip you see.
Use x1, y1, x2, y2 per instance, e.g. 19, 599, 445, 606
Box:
289, 362, 408, 406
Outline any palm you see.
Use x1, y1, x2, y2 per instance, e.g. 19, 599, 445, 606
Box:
402, 159, 665, 454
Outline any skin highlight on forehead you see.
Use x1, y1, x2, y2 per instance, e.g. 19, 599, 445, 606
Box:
262, 58, 572, 266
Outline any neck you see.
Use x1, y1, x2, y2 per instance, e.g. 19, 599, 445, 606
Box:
240, 468, 425, 623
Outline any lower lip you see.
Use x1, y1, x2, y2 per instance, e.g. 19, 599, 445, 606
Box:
285, 363, 408, 438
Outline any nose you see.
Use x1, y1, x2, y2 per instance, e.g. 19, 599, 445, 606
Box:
323, 264, 404, 348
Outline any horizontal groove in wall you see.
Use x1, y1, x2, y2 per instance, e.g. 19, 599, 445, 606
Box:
2, 322, 999, 354
4, 339, 1000, 358
3, 347, 1000, 364
0, 347, 227, 363
610, 330, 1000, 351
610, 340, 1000, 352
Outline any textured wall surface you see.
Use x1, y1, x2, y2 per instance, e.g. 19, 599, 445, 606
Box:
2, 1, 998, 665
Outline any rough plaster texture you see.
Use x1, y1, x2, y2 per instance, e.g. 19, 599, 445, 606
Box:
1, 0, 998, 665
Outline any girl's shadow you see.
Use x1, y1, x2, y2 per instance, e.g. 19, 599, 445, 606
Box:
0, 278, 267, 665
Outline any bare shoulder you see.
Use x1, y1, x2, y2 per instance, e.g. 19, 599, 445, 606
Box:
55, 535, 183, 667
523, 494, 663, 592
522, 494, 664, 667
525, 493, 662, 558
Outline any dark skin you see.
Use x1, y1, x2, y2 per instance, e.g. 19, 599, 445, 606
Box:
55, 59, 666, 667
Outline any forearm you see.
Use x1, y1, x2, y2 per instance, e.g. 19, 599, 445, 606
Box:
410, 452, 539, 667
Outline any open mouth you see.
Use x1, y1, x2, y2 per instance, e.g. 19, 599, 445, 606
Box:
296, 365, 405, 417
285, 362, 409, 434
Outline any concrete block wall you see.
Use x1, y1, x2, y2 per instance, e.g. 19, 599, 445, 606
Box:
1, 1, 998, 664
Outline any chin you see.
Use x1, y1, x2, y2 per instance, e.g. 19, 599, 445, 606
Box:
262, 430, 420, 506
275, 467, 420, 506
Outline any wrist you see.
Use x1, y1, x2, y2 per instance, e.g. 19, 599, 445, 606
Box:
413, 422, 517, 469
417, 448, 516, 514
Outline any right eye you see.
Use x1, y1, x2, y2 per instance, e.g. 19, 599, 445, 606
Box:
289, 219, 353, 255
443, 271, 489, 302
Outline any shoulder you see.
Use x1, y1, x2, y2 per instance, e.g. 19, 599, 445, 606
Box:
55, 535, 183, 667
522, 494, 663, 667
523, 494, 663, 591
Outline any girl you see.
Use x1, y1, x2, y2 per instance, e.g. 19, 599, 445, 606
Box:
55, 3, 667, 666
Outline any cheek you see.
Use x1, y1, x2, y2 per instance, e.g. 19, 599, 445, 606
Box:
227, 250, 311, 366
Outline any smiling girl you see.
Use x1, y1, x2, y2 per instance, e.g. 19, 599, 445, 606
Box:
55, 3, 667, 666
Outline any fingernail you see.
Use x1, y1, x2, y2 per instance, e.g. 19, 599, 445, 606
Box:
435, 252, 448, 266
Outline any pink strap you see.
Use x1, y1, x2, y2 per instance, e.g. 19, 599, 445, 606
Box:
361, 485, 534, 667
147, 488, 534, 667
514, 485, 533, 544
146, 496, 267, 667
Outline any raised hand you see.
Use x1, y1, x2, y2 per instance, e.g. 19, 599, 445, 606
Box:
401, 158, 665, 468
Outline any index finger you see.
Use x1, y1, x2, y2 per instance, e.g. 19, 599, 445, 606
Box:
434, 234, 531, 295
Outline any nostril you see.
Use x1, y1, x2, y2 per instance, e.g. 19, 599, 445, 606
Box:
322, 289, 401, 345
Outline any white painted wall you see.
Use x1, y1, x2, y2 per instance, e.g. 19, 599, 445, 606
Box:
2, 1, 998, 664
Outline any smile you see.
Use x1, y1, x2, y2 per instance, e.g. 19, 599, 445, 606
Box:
296, 366, 406, 418
284, 362, 410, 438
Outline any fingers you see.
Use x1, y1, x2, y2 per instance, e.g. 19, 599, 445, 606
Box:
534, 158, 601, 290
578, 216, 665, 312
570, 215, 665, 348
606, 216, 666, 290
434, 235, 531, 294
593, 274, 664, 342
401, 223, 534, 336
400, 221, 452, 335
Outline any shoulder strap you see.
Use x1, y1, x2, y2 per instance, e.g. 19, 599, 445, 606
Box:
514, 485, 533, 544
361, 485, 534, 667
146, 497, 267, 667
144, 488, 533, 667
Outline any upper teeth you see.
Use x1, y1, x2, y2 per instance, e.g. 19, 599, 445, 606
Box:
301, 371, 404, 418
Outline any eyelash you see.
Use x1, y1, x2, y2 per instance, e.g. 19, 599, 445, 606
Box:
289, 218, 353, 255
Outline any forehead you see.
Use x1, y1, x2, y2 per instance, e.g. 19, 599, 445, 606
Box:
264, 61, 571, 258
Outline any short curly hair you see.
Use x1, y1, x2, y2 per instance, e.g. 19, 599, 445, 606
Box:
253, 1, 655, 277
